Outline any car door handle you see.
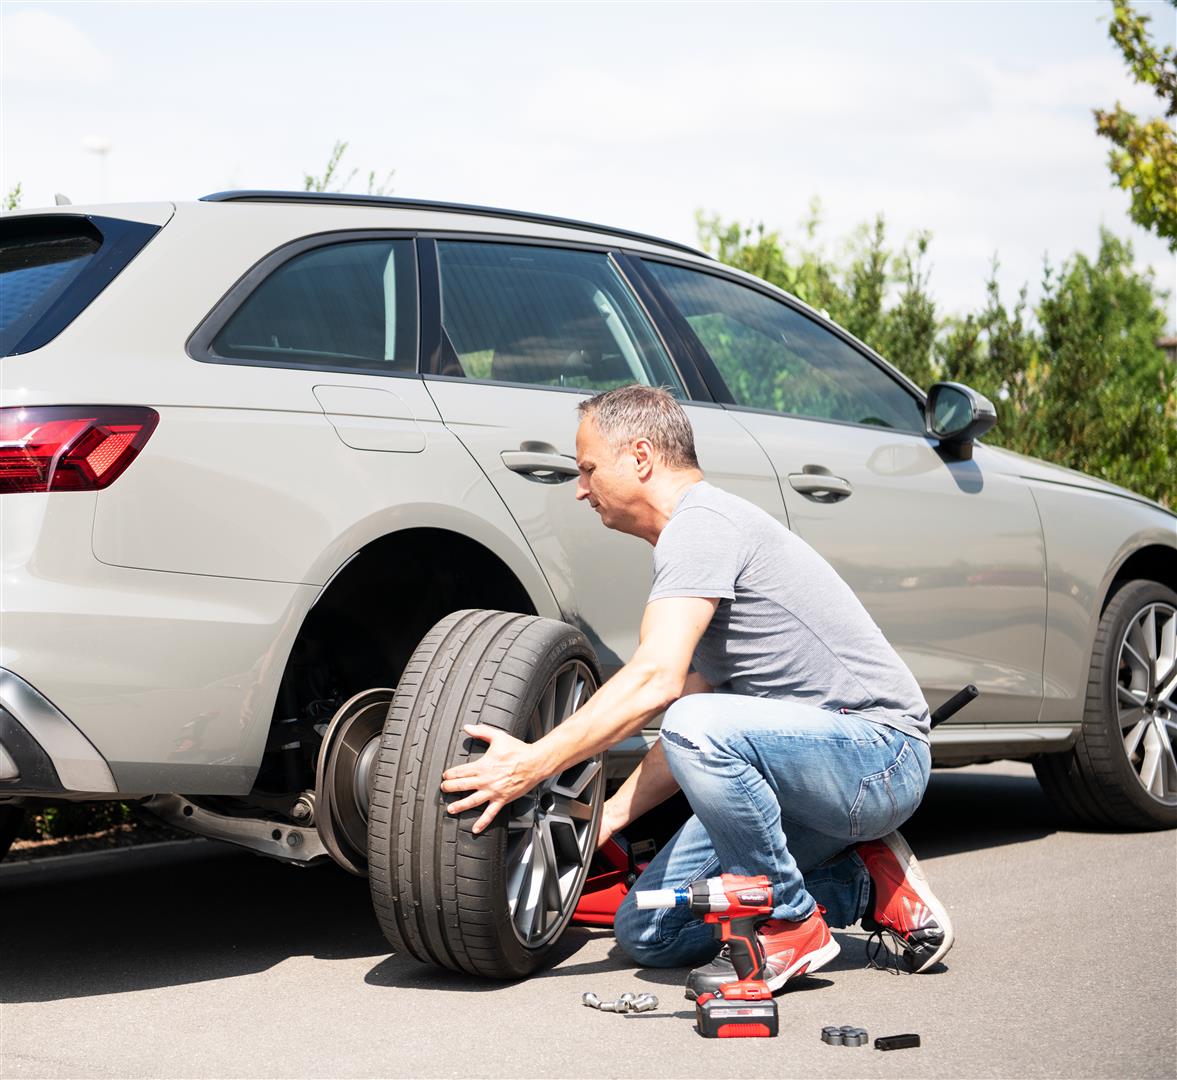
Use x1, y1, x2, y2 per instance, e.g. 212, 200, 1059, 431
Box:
501, 451, 579, 483
787, 472, 854, 499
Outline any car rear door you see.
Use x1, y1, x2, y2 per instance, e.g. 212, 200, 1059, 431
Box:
417, 237, 785, 674
635, 256, 1048, 725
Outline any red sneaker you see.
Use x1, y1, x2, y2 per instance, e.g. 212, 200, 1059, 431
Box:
757, 908, 841, 990
857, 831, 953, 972
686, 907, 840, 998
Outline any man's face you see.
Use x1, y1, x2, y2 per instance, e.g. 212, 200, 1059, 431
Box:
575, 417, 643, 535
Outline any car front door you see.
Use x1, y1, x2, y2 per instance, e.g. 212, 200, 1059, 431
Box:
417, 238, 785, 675
637, 257, 1047, 725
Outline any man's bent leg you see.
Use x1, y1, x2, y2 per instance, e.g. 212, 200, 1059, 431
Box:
613, 815, 722, 968
658, 694, 929, 926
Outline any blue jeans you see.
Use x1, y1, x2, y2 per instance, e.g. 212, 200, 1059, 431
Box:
613, 693, 931, 969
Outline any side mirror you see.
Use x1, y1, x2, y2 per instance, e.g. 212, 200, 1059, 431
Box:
925, 382, 997, 460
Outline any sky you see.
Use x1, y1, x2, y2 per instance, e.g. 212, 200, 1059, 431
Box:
2, 1, 1175, 325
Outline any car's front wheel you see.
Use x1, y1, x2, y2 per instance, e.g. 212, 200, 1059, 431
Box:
367, 609, 604, 978
1035, 578, 1177, 830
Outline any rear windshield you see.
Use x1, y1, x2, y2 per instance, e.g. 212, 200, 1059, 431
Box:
0, 215, 158, 355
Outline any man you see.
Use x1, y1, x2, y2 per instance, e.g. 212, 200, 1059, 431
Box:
441, 384, 953, 988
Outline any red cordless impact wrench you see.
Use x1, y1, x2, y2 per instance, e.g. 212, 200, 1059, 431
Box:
636, 874, 779, 1038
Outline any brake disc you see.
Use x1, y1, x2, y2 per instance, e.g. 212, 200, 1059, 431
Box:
315, 688, 393, 875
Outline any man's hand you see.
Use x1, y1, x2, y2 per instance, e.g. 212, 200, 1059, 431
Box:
440, 724, 545, 834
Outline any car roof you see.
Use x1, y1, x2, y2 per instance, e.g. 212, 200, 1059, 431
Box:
200, 190, 712, 260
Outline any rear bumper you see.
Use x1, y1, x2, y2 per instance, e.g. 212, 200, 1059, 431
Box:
0, 669, 117, 797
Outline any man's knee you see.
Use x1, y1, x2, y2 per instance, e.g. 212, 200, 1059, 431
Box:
614, 893, 715, 969
613, 892, 666, 965
659, 695, 715, 754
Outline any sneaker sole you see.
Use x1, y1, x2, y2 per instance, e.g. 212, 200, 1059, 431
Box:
763, 936, 840, 992
880, 830, 954, 972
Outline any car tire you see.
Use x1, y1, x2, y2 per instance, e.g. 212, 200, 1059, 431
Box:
1034, 579, 1177, 830
367, 609, 605, 978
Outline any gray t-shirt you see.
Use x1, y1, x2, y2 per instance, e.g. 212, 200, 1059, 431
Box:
648, 481, 930, 740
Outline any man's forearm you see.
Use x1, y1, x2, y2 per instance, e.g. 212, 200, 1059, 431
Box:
601, 740, 680, 836
530, 658, 677, 780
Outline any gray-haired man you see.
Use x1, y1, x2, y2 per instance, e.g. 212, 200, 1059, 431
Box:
441, 385, 953, 989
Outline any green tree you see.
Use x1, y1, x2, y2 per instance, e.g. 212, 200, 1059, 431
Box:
4, 183, 21, 210
1094, 0, 1177, 251
1031, 231, 1175, 499
697, 204, 939, 389
303, 140, 395, 196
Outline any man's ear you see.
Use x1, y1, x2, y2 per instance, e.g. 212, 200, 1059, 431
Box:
632, 437, 655, 479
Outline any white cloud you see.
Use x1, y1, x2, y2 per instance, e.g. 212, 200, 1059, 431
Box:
0, 8, 113, 84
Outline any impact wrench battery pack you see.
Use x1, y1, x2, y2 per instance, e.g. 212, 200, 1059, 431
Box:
695, 995, 780, 1039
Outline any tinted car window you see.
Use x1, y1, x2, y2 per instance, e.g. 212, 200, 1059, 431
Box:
211, 239, 417, 372
1, 216, 158, 356
645, 260, 925, 432
436, 241, 683, 394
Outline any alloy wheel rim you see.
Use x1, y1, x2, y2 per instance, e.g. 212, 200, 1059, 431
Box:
505, 659, 602, 948
1116, 601, 1177, 805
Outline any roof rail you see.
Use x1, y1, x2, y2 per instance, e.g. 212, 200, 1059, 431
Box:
199, 190, 711, 259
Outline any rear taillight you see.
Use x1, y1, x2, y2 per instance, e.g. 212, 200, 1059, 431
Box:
0, 406, 158, 494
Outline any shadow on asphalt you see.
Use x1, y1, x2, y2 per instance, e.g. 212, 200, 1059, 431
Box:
0, 852, 385, 1004
903, 763, 1062, 858
0, 764, 1064, 1004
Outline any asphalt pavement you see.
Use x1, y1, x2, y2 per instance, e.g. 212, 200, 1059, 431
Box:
1, 761, 1174, 1080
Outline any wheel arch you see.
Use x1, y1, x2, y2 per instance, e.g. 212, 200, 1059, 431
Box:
1100, 541, 1177, 614
250, 525, 559, 797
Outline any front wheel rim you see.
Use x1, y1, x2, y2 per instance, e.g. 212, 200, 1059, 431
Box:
1115, 601, 1177, 805
504, 659, 602, 948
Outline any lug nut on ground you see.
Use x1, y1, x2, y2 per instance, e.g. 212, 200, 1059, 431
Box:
582, 991, 658, 1014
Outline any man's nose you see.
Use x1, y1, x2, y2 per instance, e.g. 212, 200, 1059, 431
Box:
574, 479, 589, 501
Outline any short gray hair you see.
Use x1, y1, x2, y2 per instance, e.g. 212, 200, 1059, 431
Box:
576, 385, 700, 470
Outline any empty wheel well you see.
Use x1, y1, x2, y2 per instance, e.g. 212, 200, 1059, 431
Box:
1102, 544, 1177, 614
255, 529, 536, 797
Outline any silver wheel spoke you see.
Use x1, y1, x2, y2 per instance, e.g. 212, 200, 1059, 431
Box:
1122, 640, 1152, 692
1118, 684, 1146, 707
523, 834, 547, 939
506, 832, 532, 921
1159, 673, 1177, 711
1160, 722, 1177, 797
1139, 729, 1163, 798
550, 758, 601, 800
549, 794, 594, 823
1124, 719, 1149, 758
1157, 610, 1177, 689
541, 823, 563, 907
1119, 704, 1147, 730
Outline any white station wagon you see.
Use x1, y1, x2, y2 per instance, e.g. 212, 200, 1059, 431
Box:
1, 192, 1173, 977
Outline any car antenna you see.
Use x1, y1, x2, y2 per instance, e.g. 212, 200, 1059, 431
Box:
54, 193, 72, 205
